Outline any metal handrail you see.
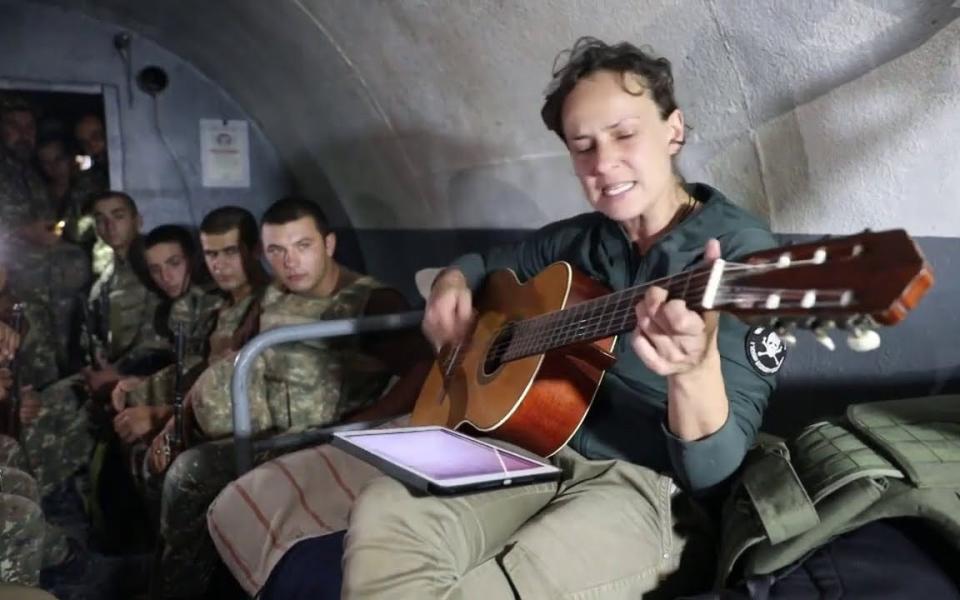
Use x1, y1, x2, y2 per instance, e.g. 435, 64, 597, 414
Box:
230, 310, 424, 473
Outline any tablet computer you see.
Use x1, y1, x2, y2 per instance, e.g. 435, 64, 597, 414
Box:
331, 426, 561, 495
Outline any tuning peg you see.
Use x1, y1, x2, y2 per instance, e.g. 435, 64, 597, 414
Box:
814, 329, 836, 351
775, 325, 797, 347
846, 329, 881, 352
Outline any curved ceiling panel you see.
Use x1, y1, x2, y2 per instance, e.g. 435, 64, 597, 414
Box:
24, 0, 959, 231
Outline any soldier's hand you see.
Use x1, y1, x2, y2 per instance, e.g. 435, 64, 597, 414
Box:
19, 385, 41, 425
422, 269, 475, 352
148, 418, 176, 474
0, 322, 20, 362
111, 377, 143, 413
113, 406, 170, 444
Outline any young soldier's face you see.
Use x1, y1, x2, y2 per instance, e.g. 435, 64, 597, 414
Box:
92, 196, 141, 252
201, 228, 250, 294
262, 216, 336, 298
562, 70, 684, 223
145, 242, 190, 299
0, 110, 36, 161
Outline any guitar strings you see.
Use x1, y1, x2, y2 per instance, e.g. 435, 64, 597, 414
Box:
491, 278, 846, 358
439, 279, 851, 372
465, 255, 843, 351
440, 295, 852, 374
440, 289, 853, 373
437, 261, 848, 372
485, 289, 849, 363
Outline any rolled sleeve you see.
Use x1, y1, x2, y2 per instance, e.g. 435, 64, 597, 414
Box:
658, 225, 781, 492
662, 412, 748, 492
449, 252, 488, 291
665, 314, 776, 492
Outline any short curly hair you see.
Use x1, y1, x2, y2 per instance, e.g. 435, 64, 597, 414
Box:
541, 37, 678, 141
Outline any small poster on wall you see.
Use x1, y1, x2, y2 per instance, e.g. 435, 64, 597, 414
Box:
200, 119, 250, 188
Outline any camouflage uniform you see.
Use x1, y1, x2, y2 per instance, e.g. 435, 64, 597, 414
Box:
0, 293, 60, 495
0, 146, 54, 231
84, 251, 169, 369
1, 142, 93, 375
6, 240, 92, 376
22, 251, 167, 497
193, 273, 393, 437
0, 291, 61, 392
0, 436, 69, 586
0, 435, 28, 472
0, 296, 69, 579
205, 290, 261, 364
0, 491, 43, 586
158, 272, 394, 599
124, 286, 223, 498
136, 291, 261, 599
125, 286, 223, 410
0, 294, 74, 575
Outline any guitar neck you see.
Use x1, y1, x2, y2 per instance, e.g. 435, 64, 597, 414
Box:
501, 267, 713, 362
496, 229, 932, 363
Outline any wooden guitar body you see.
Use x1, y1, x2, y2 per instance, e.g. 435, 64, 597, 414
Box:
410, 262, 616, 457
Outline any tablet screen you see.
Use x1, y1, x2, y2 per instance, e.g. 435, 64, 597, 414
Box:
343, 428, 547, 480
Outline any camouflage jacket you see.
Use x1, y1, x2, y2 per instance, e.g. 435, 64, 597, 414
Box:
206, 289, 262, 363
0, 291, 59, 390
126, 285, 224, 408
0, 149, 53, 230
193, 271, 394, 438
81, 251, 168, 370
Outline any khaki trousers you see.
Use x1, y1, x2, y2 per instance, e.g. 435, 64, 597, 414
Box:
343, 447, 714, 599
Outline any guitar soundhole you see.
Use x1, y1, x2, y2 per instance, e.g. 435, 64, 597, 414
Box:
482, 325, 514, 376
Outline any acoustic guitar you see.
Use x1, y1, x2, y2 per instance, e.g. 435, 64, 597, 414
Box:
410, 229, 934, 457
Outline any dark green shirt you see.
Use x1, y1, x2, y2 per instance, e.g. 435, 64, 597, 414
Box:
452, 183, 778, 492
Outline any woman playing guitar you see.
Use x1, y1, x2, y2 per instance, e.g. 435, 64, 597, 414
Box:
342, 37, 784, 599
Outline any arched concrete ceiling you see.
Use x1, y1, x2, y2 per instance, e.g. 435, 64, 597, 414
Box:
24, 0, 960, 231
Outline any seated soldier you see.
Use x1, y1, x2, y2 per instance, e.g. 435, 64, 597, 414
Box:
145, 197, 428, 600
21, 191, 168, 499
333, 38, 781, 599
110, 224, 222, 452
132, 206, 270, 463
82, 191, 173, 388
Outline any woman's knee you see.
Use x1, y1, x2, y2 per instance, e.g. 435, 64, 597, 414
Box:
348, 476, 418, 537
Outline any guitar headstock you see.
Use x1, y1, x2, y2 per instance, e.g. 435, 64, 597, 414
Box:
703, 230, 933, 351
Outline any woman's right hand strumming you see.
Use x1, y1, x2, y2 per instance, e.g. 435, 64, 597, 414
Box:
421, 269, 475, 352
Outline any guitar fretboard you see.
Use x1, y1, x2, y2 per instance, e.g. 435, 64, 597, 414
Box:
498, 268, 710, 362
